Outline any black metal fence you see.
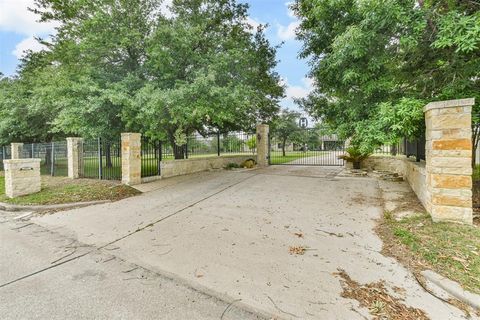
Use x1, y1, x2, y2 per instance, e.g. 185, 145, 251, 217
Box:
0, 132, 256, 180
403, 136, 426, 161
141, 138, 162, 178
16, 141, 68, 176
140, 132, 256, 178
81, 138, 122, 180
0, 145, 11, 171
373, 136, 426, 162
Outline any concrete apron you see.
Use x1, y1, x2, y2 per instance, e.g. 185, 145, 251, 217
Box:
34, 167, 466, 319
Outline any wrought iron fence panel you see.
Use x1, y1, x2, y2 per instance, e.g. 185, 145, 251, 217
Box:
0, 145, 11, 171
81, 138, 121, 180
141, 137, 162, 178
154, 131, 256, 161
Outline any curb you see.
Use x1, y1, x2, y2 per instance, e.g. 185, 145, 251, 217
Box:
0, 200, 111, 212
421, 270, 480, 310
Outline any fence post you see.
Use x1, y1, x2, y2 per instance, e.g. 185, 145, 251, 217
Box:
217, 132, 221, 156
424, 98, 475, 225
121, 133, 141, 185
157, 141, 162, 176
256, 124, 269, 167
10, 143, 23, 159
98, 138, 103, 179
67, 137, 83, 179
51, 142, 55, 176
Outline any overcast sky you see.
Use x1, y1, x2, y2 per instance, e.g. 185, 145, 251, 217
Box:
0, 0, 312, 110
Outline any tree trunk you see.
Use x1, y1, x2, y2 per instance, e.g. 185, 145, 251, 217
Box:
390, 144, 397, 156
472, 124, 480, 168
173, 143, 185, 160
282, 138, 287, 157
105, 143, 113, 168
45, 148, 52, 166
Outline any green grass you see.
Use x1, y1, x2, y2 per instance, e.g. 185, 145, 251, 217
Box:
386, 213, 480, 294
0, 176, 140, 205
269, 151, 327, 165
473, 164, 480, 181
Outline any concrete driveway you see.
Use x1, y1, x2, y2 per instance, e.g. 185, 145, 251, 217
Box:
3, 166, 468, 319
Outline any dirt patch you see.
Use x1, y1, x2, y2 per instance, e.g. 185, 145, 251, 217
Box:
335, 269, 429, 320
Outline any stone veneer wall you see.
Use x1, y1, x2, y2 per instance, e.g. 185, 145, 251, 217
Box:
159, 155, 257, 180
363, 98, 475, 224
363, 156, 428, 209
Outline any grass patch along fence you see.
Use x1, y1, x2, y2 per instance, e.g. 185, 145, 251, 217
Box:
0, 176, 140, 206
383, 212, 480, 295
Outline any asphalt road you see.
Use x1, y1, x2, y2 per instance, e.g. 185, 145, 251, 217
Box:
0, 210, 263, 320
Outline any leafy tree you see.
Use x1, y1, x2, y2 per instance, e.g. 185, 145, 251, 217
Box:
293, 0, 480, 154
222, 135, 244, 153
271, 109, 301, 156
246, 136, 256, 154
0, 54, 67, 145
130, 0, 284, 158
11, 0, 283, 161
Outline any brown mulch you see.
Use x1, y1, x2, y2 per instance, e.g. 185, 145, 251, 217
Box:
335, 269, 429, 320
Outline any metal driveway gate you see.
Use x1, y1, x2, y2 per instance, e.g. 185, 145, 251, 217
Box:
269, 128, 345, 166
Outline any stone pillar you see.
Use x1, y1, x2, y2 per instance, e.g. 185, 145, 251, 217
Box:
121, 133, 141, 185
4, 159, 41, 198
11, 143, 23, 159
67, 137, 83, 179
425, 98, 474, 224
256, 124, 269, 167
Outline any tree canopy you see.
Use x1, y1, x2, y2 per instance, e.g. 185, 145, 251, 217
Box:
294, 0, 480, 152
0, 0, 284, 146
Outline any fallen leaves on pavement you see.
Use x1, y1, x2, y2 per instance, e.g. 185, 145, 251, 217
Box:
335, 269, 429, 320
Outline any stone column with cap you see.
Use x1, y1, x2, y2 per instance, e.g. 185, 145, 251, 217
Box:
424, 98, 474, 224
11, 143, 23, 159
121, 133, 141, 185
256, 124, 269, 167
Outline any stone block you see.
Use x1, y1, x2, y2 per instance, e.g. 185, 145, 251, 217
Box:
430, 157, 471, 168
431, 205, 472, 224
4, 159, 41, 198
430, 114, 471, 130
430, 149, 471, 158
431, 174, 471, 189
432, 194, 472, 208
432, 139, 471, 151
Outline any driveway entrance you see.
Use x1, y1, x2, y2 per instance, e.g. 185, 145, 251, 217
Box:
4, 166, 466, 319
269, 128, 345, 166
